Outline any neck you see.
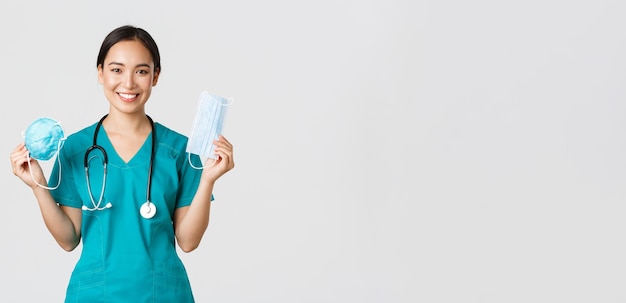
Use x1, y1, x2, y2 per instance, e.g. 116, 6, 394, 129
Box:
102, 111, 152, 134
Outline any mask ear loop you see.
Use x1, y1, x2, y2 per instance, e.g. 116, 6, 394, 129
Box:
187, 97, 234, 170
27, 137, 65, 190
188, 152, 205, 170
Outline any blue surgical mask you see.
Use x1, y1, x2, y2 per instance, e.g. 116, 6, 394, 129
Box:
23, 117, 66, 189
24, 117, 66, 160
186, 91, 232, 168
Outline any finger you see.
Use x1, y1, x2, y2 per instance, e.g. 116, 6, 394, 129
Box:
218, 134, 230, 143
217, 141, 234, 157
213, 146, 233, 161
213, 149, 233, 169
203, 156, 220, 167
217, 135, 233, 148
10, 149, 29, 166
211, 150, 225, 164
11, 143, 26, 156
213, 139, 233, 152
213, 137, 229, 147
11, 155, 28, 175
13, 143, 28, 153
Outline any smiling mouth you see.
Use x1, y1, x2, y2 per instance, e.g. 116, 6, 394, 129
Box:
118, 92, 139, 100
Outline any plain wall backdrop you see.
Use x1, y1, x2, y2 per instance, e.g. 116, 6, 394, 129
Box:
1, 0, 625, 302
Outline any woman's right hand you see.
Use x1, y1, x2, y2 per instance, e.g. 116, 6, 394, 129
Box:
10, 143, 45, 189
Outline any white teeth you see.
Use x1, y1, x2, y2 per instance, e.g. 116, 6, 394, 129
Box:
119, 93, 137, 99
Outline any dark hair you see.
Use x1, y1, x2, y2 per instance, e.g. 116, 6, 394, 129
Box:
96, 25, 161, 72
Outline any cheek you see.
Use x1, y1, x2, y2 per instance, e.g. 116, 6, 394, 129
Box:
101, 75, 118, 88
139, 77, 155, 89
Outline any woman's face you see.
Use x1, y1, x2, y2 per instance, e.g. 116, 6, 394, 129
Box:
97, 39, 160, 116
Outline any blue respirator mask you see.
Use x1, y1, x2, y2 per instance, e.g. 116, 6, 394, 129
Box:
186, 90, 232, 169
23, 117, 66, 189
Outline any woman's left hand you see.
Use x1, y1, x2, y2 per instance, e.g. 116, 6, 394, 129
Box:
202, 135, 234, 183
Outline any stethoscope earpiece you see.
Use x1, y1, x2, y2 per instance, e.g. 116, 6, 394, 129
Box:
82, 202, 113, 211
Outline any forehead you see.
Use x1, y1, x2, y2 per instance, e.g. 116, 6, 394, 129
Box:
105, 40, 153, 65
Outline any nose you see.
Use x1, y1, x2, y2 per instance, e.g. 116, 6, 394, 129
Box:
122, 71, 135, 88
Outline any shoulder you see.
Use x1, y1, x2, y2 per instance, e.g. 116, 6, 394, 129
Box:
155, 122, 189, 143
60, 123, 98, 158
154, 122, 189, 156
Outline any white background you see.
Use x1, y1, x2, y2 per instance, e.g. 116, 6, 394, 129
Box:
1, 0, 625, 302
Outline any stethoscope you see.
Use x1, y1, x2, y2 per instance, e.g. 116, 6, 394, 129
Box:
83, 114, 157, 219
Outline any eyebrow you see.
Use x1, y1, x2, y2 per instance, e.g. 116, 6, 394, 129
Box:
108, 62, 152, 68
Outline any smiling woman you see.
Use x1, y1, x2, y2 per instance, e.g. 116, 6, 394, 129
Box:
98, 39, 158, 118
9, 25, 235, 303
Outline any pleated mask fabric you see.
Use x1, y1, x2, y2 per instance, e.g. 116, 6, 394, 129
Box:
186, 91, 232, 161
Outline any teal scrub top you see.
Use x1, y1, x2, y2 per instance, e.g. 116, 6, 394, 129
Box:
49, 121, 204, 303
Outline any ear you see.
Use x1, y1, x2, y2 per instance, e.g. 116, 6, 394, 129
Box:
152, 68, 160, 86
97, 64, 104, 84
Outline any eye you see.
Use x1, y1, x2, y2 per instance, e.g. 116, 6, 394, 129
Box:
110, 68, 122, 73
137, 70, 149, 75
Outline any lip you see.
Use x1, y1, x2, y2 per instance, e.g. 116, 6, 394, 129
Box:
117, 92, 139, 102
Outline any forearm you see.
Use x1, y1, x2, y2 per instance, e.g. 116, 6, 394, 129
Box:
175, 136, 234, 252
175, 179, 214, 252
32, 187, 81, 251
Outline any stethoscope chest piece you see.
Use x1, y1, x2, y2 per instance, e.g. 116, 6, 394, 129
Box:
140, 201, 157, 219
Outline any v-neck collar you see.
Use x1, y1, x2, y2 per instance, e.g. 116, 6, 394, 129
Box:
96, 124, 153, 168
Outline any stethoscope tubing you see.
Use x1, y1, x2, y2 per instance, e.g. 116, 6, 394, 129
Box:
83, 114, 155, 216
